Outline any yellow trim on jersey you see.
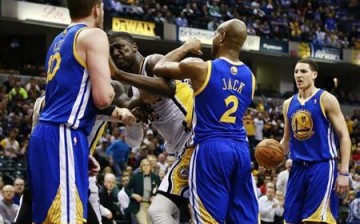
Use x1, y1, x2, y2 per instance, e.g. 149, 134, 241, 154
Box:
73, 27, 87, 68
194, 61, 211, 96
302, 200, 336, 224
44, 187, 62, 223
197, 197, 219, 224
284, 96, 293, 115
174, 81, 195, 128
89, 122, 107, 155
320, 91, 327, 118
76, 188, 85, 224
252, 73, 256, 100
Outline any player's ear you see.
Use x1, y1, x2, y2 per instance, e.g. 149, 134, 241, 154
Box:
132, 42, 138, 52
93, 3, 100, 17
219, 31, 226, 44
312, 71, 318, 80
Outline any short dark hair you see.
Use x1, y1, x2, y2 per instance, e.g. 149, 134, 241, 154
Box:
297, 59, 319, 73
109, 32, 136, 44
66, 0, 101, 20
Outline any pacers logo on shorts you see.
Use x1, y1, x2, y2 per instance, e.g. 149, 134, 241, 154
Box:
291, 109, 314, 141
176, 165, 189, 180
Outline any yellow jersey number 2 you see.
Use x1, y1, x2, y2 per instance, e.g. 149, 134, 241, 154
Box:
47, 52, 61, 82
220, 95, 238, 124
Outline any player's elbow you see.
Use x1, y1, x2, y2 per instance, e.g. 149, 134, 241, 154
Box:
153, 64, 165, 77
93, 91, 115, 109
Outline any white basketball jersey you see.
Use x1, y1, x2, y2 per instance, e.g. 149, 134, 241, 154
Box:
132, 56, 194, 153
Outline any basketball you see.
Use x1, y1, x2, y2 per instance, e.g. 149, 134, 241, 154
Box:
255, 139, 284, 168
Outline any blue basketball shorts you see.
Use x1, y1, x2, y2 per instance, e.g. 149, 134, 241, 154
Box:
284, 159, 338, 224
189, 139, 259, 224
28, 122, 89, 224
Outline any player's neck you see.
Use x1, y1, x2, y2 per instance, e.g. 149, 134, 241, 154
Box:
133, 53, 144, 75
217, 53, 240, 63
70, 17, 95, 28
298, 86, 318, 100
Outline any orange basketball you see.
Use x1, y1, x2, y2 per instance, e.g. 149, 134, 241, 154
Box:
255, 139, 284, 168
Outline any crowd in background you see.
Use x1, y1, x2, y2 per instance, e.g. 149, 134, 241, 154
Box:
0, 75, 359, 223
0, 0, 359, 223
21, 0, 360, 49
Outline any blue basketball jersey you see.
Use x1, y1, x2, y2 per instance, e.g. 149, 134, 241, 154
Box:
193, 58, 255, 144
40, 24, 96, 135
287, 89, 338, 162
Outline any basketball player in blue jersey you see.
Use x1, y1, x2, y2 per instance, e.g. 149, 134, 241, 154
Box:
27, 0, 116, 222
154, 19, 258, 224
280, 59, 350, 224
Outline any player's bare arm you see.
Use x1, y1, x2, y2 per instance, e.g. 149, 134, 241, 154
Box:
153, 38, 207, 91
322, 92, 351, 194
110, 54, 175, 98
78, 28, 114, 109
280, 98, 291, 155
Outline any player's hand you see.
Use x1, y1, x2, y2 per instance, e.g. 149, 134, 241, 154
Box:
132, 106, 159, 123
105, 212, 113, 219
132, 193, 142, 203
140, 90, 161, 105
88, 155, 100, 176
335, 175, 350, 195
184, 37, 203, 55
111, 107, 136, 126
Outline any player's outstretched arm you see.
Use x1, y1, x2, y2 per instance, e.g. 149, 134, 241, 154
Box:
280, 98, 291, 156
323, 92, 351, 194
154, 38, 203, 80
110, 56, 176, 98
80, 28, 115, 109
154, 38, 208, 91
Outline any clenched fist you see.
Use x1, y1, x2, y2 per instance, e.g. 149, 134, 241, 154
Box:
111, 107, 136, 126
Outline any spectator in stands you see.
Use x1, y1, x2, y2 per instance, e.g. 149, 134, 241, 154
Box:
176, 12, 188, 27
126, 158, 160, 224
276, 159, 292, 196
347, 191, 360, 224
8, 81, 28, 103
156, 153, 168, 172
94, 136, 112, 170
24, 78, 40, 94
351, 174, 360, 190
274, 190, 285, 224
254, 112, 265, 145
99, 173, 120, 224
259, 186, 284, 224
0, 129, 19, 159
260, 176, 273, 196
118, 174, 131, 221
106, 129, 130, 176
0, 185, 19, 224
2, 76, 16, 93
12, 178, 24, 205
339, 190, 356, 223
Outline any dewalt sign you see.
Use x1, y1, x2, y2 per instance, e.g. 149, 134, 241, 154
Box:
112, 18, 156, 37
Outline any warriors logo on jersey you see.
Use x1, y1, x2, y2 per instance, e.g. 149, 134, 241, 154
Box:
291, 109, 314, 141
230, 66, 238, 75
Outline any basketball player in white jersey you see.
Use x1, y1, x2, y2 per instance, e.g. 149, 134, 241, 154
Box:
110, 31, 196, 224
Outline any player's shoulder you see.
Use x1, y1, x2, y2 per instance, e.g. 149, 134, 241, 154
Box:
283, 96, 293, 106
179, 57, 207, 71
146, 54, 164, 70
77, 28, 108, 44
320, 90, 338, 106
